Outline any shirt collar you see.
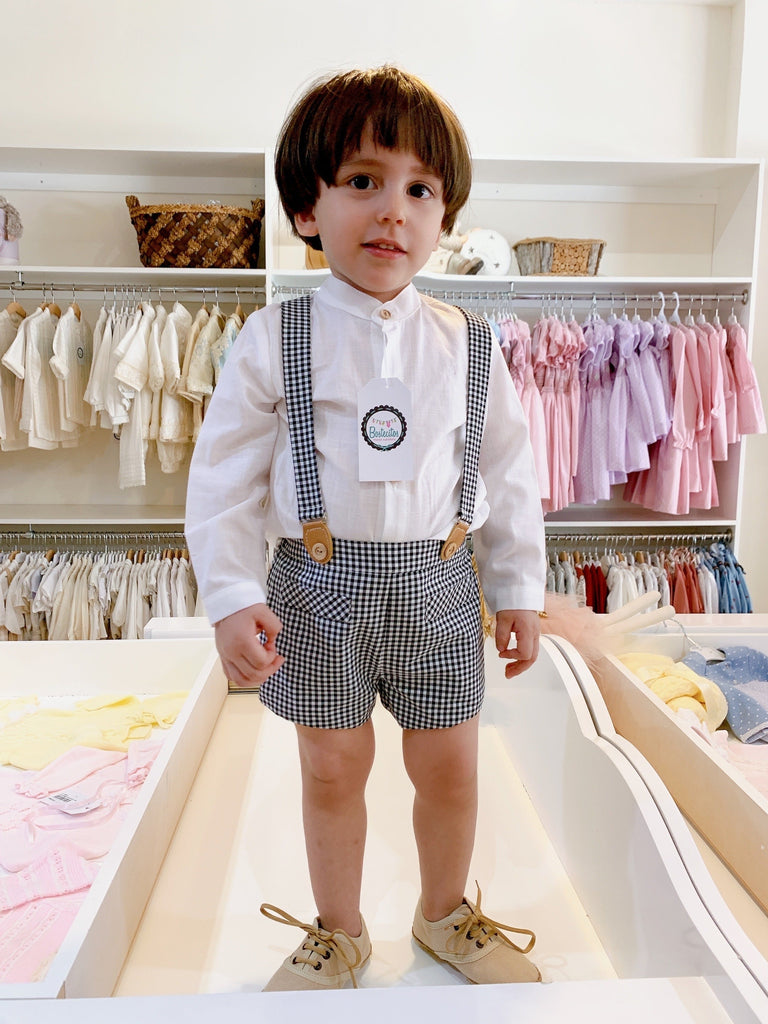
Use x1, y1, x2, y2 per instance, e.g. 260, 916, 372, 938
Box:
315, 275, 420, 322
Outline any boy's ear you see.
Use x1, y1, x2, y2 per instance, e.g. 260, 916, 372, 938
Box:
295, 207, 319, 237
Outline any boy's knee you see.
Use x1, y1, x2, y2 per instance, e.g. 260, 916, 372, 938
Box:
299, 734, 375, 790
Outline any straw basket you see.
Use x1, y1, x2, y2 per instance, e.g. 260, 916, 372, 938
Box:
513, 237, 605, 276
126, 195, 265, 269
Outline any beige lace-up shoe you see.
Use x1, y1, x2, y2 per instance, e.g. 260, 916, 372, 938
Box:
260, 903, 371, 991
412, 884, 540, 984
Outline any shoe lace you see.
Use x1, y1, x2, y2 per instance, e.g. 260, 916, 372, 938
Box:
450, 883, 536, 956
260, 903, 364, 988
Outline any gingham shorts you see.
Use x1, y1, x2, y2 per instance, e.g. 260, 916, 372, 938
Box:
259, 537, 485, 730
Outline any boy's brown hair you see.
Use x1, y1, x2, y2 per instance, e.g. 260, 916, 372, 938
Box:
275, 66, 472, 250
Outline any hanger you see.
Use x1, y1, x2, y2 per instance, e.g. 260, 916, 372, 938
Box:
669, 291, 681, 325
47, 286, 61, 319
235, 288, 244, 322
5, 285, 26, 320
656, 291, 666, 322
69, 284, 81, 321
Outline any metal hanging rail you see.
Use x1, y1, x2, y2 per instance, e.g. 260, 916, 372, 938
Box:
271, 283, 749, 307
0, 527, 187, 549
2, 280, 264, 301
545, 527, 734, 550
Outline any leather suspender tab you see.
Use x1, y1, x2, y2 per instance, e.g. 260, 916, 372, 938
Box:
440, 521, 469, 561
302, 520, 334, 564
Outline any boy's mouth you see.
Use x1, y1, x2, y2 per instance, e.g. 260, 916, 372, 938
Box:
363, 239, 406, 255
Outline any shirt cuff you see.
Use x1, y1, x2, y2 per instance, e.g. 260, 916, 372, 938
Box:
202, 582, 268, 625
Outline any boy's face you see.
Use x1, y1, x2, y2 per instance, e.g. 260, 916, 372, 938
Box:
295, 130, 446, 304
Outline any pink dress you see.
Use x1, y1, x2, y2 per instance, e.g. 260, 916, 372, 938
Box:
726, 317, 766, 436
625, 324, 697, 514
573, 314, 614, 504
504, 317, 549, 502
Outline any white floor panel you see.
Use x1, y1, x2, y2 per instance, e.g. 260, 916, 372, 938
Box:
115, 695, 612, 996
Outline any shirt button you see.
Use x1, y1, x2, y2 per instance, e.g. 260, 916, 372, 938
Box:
379, 308, 391, 320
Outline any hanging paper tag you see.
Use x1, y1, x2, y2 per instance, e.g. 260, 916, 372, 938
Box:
358, 378, 413, 481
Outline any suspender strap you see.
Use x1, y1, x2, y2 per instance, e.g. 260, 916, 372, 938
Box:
440, 308, 493, 560
281, 295, 332, 563
281, 296, 493, 565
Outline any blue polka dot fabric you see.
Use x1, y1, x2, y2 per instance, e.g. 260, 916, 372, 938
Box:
684, 646, 768, 743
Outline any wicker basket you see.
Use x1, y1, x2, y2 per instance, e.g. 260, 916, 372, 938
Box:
126, 195, 265, 269
513, 236, 605, 276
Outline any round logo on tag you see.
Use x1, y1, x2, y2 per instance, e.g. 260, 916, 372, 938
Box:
361, 404, 407, 452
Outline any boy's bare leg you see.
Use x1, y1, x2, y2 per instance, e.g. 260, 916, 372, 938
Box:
295, 720, 376, 936
402, 715, 479, 920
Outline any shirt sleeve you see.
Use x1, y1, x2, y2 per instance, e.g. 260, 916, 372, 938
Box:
184, 311, 280, 623
472, 339, 546, 613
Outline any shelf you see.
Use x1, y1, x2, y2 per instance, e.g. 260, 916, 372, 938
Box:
0, 506, 187, 528
0, 146, 266, 196
1, 265, 267, 293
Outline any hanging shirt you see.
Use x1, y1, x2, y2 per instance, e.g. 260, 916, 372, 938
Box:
49, 305, 93, 436
0, 306, 26, 449
186, 276, 546, 624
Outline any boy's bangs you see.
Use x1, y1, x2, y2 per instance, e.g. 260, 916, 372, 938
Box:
335, 104, 448, 181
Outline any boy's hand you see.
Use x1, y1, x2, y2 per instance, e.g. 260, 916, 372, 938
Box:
214, 603, 284, 687
494, 609, 541, 679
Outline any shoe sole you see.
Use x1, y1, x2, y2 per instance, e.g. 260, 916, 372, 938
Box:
412, 931, 478, 984
412, 931, 541, 984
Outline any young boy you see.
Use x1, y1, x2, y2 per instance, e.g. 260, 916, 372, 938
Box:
185, 66, 546, 990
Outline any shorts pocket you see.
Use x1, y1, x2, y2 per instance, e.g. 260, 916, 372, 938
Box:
424, 571, 477, 623
279, 576, 351, 622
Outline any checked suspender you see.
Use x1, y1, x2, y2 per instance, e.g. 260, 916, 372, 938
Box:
280, 295, 493, 564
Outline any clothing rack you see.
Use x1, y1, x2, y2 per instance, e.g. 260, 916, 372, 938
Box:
545, 527, 734, 551
272, 283, 750, 308
0, 528, 187, 551
2, 281, 265, 302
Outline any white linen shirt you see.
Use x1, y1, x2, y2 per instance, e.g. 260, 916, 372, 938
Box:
186, 277, 545, 624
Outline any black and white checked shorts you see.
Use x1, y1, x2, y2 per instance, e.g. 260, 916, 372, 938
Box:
260, 537, 485, 730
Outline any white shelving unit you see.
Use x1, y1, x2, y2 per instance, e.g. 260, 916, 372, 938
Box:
1, 148, 763, 541
272, 155, 763, 543
0, 147, 267, 528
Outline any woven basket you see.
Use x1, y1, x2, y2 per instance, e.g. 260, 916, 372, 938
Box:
126, 195, 265, 269
513, 236, 605, 276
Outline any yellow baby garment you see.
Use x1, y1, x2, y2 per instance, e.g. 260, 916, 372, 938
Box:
618, 652, 728, 733
0, 692, 189, 771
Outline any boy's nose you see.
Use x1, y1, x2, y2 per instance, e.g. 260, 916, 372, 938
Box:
377, 189, 406, 224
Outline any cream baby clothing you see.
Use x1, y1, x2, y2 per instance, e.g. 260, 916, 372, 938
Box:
115, 302, 156, 489
210, 310, 243, 387
183, 304, 225, 439
147, 303, 168, 444
103, 308, 142, 429
0, 306, 25, 449
2, 307, 77, 449
49, 306, 93, 435
82, 306, 109, 426
183, 303, 225, 403
158, 302, 194, 473
177, 304, 210, 400
83, 306, 117, 427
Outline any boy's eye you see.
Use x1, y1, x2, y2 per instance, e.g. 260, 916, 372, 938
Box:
409, 183, 434, 199
349, 174, 374, 190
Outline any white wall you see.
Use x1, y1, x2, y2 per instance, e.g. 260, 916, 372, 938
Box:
3, 0, 731, 158
3, 0, 767, 609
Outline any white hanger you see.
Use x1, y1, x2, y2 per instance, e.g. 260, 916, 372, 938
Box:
669, 291, 681, 325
